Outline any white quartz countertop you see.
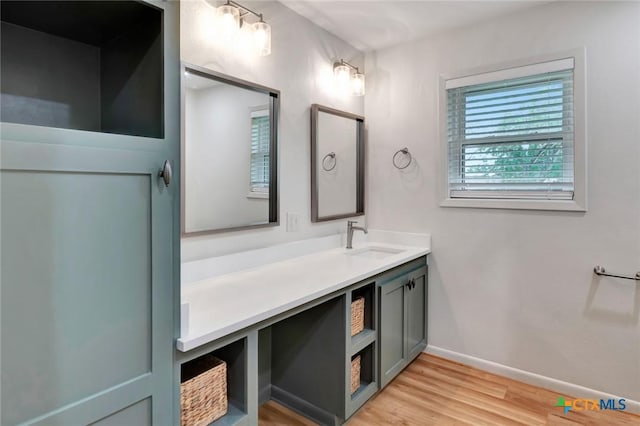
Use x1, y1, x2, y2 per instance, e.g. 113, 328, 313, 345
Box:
178, 239, 430, 352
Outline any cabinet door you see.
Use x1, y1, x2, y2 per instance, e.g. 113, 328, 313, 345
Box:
379, 276, 408, 389
407, 269, 428, 360
0, 2, 179, 425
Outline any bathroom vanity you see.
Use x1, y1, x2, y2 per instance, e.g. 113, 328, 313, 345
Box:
178, 235, 430, 425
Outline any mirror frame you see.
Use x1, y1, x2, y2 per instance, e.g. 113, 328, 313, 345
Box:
181, 62, 280, 236
310, 104, 365, 222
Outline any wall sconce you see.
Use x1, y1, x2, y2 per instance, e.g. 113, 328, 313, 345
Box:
333, 59, 365, 96
215, 0, 271, 56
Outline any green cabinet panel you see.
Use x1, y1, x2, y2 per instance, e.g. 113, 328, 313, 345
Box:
1, 171, 153, 425
378, 261, 428, 390
407, 272, 427, 360
379, 277, 407, 389
90, 398, 152, 426
0, 1, 180, 425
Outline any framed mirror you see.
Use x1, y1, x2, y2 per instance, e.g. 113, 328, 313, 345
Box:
181, 63, 279, 235
311, 104, 365, 222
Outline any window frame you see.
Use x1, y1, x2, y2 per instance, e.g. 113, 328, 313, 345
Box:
438, 49, 586, 212
247, 106, 270, 199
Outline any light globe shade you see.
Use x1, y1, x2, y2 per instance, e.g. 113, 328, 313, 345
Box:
236, 22, 255, 55
253, 21, 271, 56
216, 4, 240, 44
352, 72, 365, 96
334, 63, 351, 90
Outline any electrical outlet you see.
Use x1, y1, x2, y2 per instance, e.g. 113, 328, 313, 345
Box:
286, 212, 300, 232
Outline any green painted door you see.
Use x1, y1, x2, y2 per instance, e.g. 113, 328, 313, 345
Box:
378, 276, 407, 389
0, 2, 179, 425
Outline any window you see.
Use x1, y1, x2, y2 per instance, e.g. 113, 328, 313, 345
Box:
442, 55, 585, 211
250, 109, 270, 196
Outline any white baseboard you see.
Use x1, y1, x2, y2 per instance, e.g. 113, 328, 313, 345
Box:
425, 345, 640, 415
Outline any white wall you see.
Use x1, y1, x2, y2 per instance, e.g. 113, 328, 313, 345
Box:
185, 84, 269, 232
365, 1, 640, 401
181, 0, 364, 261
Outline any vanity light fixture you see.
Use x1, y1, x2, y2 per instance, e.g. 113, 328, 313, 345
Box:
253, 20, 271, 56
216, 2, 240, 44
215, 0, 271, 56
333, 59, 365, 96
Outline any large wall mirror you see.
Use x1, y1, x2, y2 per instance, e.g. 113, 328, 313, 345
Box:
311, 104, 364, 222
182, 63, 279, 235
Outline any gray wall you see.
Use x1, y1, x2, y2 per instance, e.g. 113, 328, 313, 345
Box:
365, 1, 640, 402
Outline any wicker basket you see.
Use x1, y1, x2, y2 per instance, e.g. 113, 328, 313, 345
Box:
181, 355, 228, 426
351, 297, 365, 336
350, 355, 361, 394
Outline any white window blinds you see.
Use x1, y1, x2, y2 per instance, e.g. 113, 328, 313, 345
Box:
446, 59, 575, 200
250, 112, 270, 193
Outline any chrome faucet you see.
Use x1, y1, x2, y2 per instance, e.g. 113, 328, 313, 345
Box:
346, 220, 367, 249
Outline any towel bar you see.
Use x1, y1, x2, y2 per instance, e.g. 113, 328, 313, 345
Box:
593, 265, 640, 281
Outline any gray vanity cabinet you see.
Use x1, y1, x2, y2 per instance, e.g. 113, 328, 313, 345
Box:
177, 257, 428, 425
379, 263, 428, 389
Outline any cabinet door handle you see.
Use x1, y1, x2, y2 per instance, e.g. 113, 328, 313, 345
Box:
412, 279, 416, 289
159, 160, 172, 187
406, 279, 415, 290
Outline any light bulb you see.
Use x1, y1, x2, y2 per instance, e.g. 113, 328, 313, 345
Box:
252, 21, 271, 56
216, 4, 239, 44
236, 22, 255, 55
334, 63, 351, 91
352, 72, 365, 96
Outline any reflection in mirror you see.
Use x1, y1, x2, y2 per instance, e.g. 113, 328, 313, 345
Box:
182, 64, 279, 235
311, 104, 364, 222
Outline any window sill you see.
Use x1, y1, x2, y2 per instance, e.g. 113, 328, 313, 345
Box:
440, 198, 586, 212
247, 192, 269, 200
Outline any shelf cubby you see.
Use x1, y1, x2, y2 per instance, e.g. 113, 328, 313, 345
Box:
348, 342, 378, 417
350, 282, 376, 350
0, 1, 163, 138
268, 296, 346, 424
180, 338, 248, 426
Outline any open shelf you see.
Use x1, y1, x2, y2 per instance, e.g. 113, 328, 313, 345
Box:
180, 338, 248, 426
0, 1, 163, 138
350, 343, 375, 399
210, 404, 246, 426
350, 282, 376, 347
351, 328, 376, 356
349, 342, 378, 416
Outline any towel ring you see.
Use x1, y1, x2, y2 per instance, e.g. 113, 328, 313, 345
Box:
393, 148, 412, 169
322, 152, 336, 171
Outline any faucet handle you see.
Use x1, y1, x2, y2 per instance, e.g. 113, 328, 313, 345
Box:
347, 220, 358, 225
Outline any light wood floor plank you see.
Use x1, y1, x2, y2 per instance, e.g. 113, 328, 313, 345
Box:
407, 358, 508, 399
259, 400, 317, 426
258, 354, 640, 425
396, 371, 545, 425
352, 389, 473, 426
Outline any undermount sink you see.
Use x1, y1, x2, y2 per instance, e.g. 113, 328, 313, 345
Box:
346, 245, 405, 259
